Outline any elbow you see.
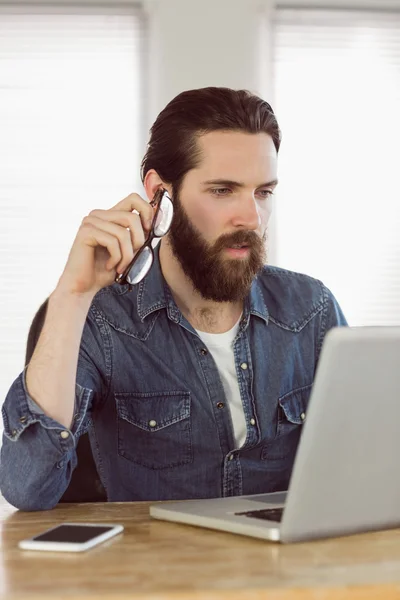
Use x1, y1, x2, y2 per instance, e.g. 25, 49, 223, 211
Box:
1, 490, 58, 512
0, 475, 60, 511
0, 455, 73, 512
0, 429, 76, 511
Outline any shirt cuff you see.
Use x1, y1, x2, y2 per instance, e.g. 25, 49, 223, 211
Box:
2, 368, 93, 444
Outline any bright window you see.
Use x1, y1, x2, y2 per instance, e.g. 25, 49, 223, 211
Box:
273, 8, 400, 326
0, 5, 145, 403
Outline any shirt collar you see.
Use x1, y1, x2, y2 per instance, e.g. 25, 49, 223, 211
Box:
136, 244, 178, 323
246, 275, 269, 325
137, 244, 269, 326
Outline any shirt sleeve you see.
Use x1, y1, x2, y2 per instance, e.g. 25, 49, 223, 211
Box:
0, 302, 111, 511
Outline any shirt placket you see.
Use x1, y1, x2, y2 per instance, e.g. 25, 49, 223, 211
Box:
222, 330, 258, 496
192, 338, 235, 456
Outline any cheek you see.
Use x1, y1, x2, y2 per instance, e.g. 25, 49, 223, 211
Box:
190, 204, 221, 240
258, 201, 273, 228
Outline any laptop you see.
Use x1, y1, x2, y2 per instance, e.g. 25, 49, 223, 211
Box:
150, 326, 400, 543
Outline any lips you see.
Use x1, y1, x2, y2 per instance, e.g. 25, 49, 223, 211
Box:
225, 246, 251, 258
215, 231, 259, 254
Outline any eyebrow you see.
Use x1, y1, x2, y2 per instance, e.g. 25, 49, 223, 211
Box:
201, 178, 279, 188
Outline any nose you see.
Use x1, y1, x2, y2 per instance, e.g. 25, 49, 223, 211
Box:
231, 195, 262, 231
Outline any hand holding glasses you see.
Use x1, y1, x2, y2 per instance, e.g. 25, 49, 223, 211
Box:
115, 188, 173, 286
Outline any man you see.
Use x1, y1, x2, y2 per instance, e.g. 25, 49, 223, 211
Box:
0, 87, 346, 510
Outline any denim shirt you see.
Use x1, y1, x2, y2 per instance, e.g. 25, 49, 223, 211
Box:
0, 249, 347, 510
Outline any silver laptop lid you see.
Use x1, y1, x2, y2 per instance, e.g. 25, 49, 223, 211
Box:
281, 326, 400, 543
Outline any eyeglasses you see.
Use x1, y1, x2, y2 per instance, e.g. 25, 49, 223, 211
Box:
115, 188, 173, 287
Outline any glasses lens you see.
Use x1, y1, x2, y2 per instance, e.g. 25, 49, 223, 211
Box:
154, 196, 173, 237
126, 246, 153, 284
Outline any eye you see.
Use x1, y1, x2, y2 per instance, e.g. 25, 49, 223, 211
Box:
210, 187, 232, 196
256, 189, 274, 199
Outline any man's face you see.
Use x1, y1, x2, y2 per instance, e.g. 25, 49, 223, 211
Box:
166, 130, 278, 302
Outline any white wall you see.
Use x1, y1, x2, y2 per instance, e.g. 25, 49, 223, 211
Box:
5, 0, 400, 145
141, 0, 400, 131
143, 0, 274, 129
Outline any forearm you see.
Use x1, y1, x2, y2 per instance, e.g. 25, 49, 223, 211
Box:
25, 286, 94, 429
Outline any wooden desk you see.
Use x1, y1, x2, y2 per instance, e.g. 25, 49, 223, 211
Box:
1, 500, 400, 600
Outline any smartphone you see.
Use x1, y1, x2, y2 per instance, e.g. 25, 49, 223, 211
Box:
18, 522, 124, 552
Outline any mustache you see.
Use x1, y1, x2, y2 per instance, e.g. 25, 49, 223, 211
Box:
213, 230, 264, 252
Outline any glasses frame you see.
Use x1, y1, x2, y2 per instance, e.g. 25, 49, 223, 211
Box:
115, 188, 173, 288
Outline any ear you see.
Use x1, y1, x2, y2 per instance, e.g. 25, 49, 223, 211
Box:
143, 169, 172, 202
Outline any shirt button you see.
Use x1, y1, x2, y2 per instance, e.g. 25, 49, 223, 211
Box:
200, 348, 208, 356
216, 402, 225, 409
149, 420, 157, 428
229, 454, 234, 461
19, 416, 27, 424
300, 412, 306, 421
12, 429, 17, 437
240, 363, 248, 370
250, 418, 256, 426
60, 431, 70, 440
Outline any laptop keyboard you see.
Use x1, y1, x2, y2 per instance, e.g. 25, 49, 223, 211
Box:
235, 507, 284, 523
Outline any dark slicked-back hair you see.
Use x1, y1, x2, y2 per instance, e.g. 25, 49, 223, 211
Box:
141, 87, 281, 195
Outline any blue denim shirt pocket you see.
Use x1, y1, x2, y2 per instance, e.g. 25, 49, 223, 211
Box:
261, 384, 312, 463
115, 390, 192, 470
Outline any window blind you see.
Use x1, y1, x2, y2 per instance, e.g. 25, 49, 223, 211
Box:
272, 7, 400, 326
0, 5, 146, 405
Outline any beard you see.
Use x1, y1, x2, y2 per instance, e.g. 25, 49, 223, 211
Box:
166, 194, 267, 302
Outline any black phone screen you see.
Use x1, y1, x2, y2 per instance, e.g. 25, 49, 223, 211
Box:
32, 524, 114, 544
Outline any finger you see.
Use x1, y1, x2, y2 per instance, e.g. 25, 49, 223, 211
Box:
79, 224, 122, 271
110, 193, 154, 231
86, 211, 146, 248
123, 212, 146, 251
82, 216, 139, 273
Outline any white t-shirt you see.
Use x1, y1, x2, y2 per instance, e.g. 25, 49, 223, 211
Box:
195, 316, 247, 448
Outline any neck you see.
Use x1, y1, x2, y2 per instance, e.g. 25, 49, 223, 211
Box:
159, 240, 243, 333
